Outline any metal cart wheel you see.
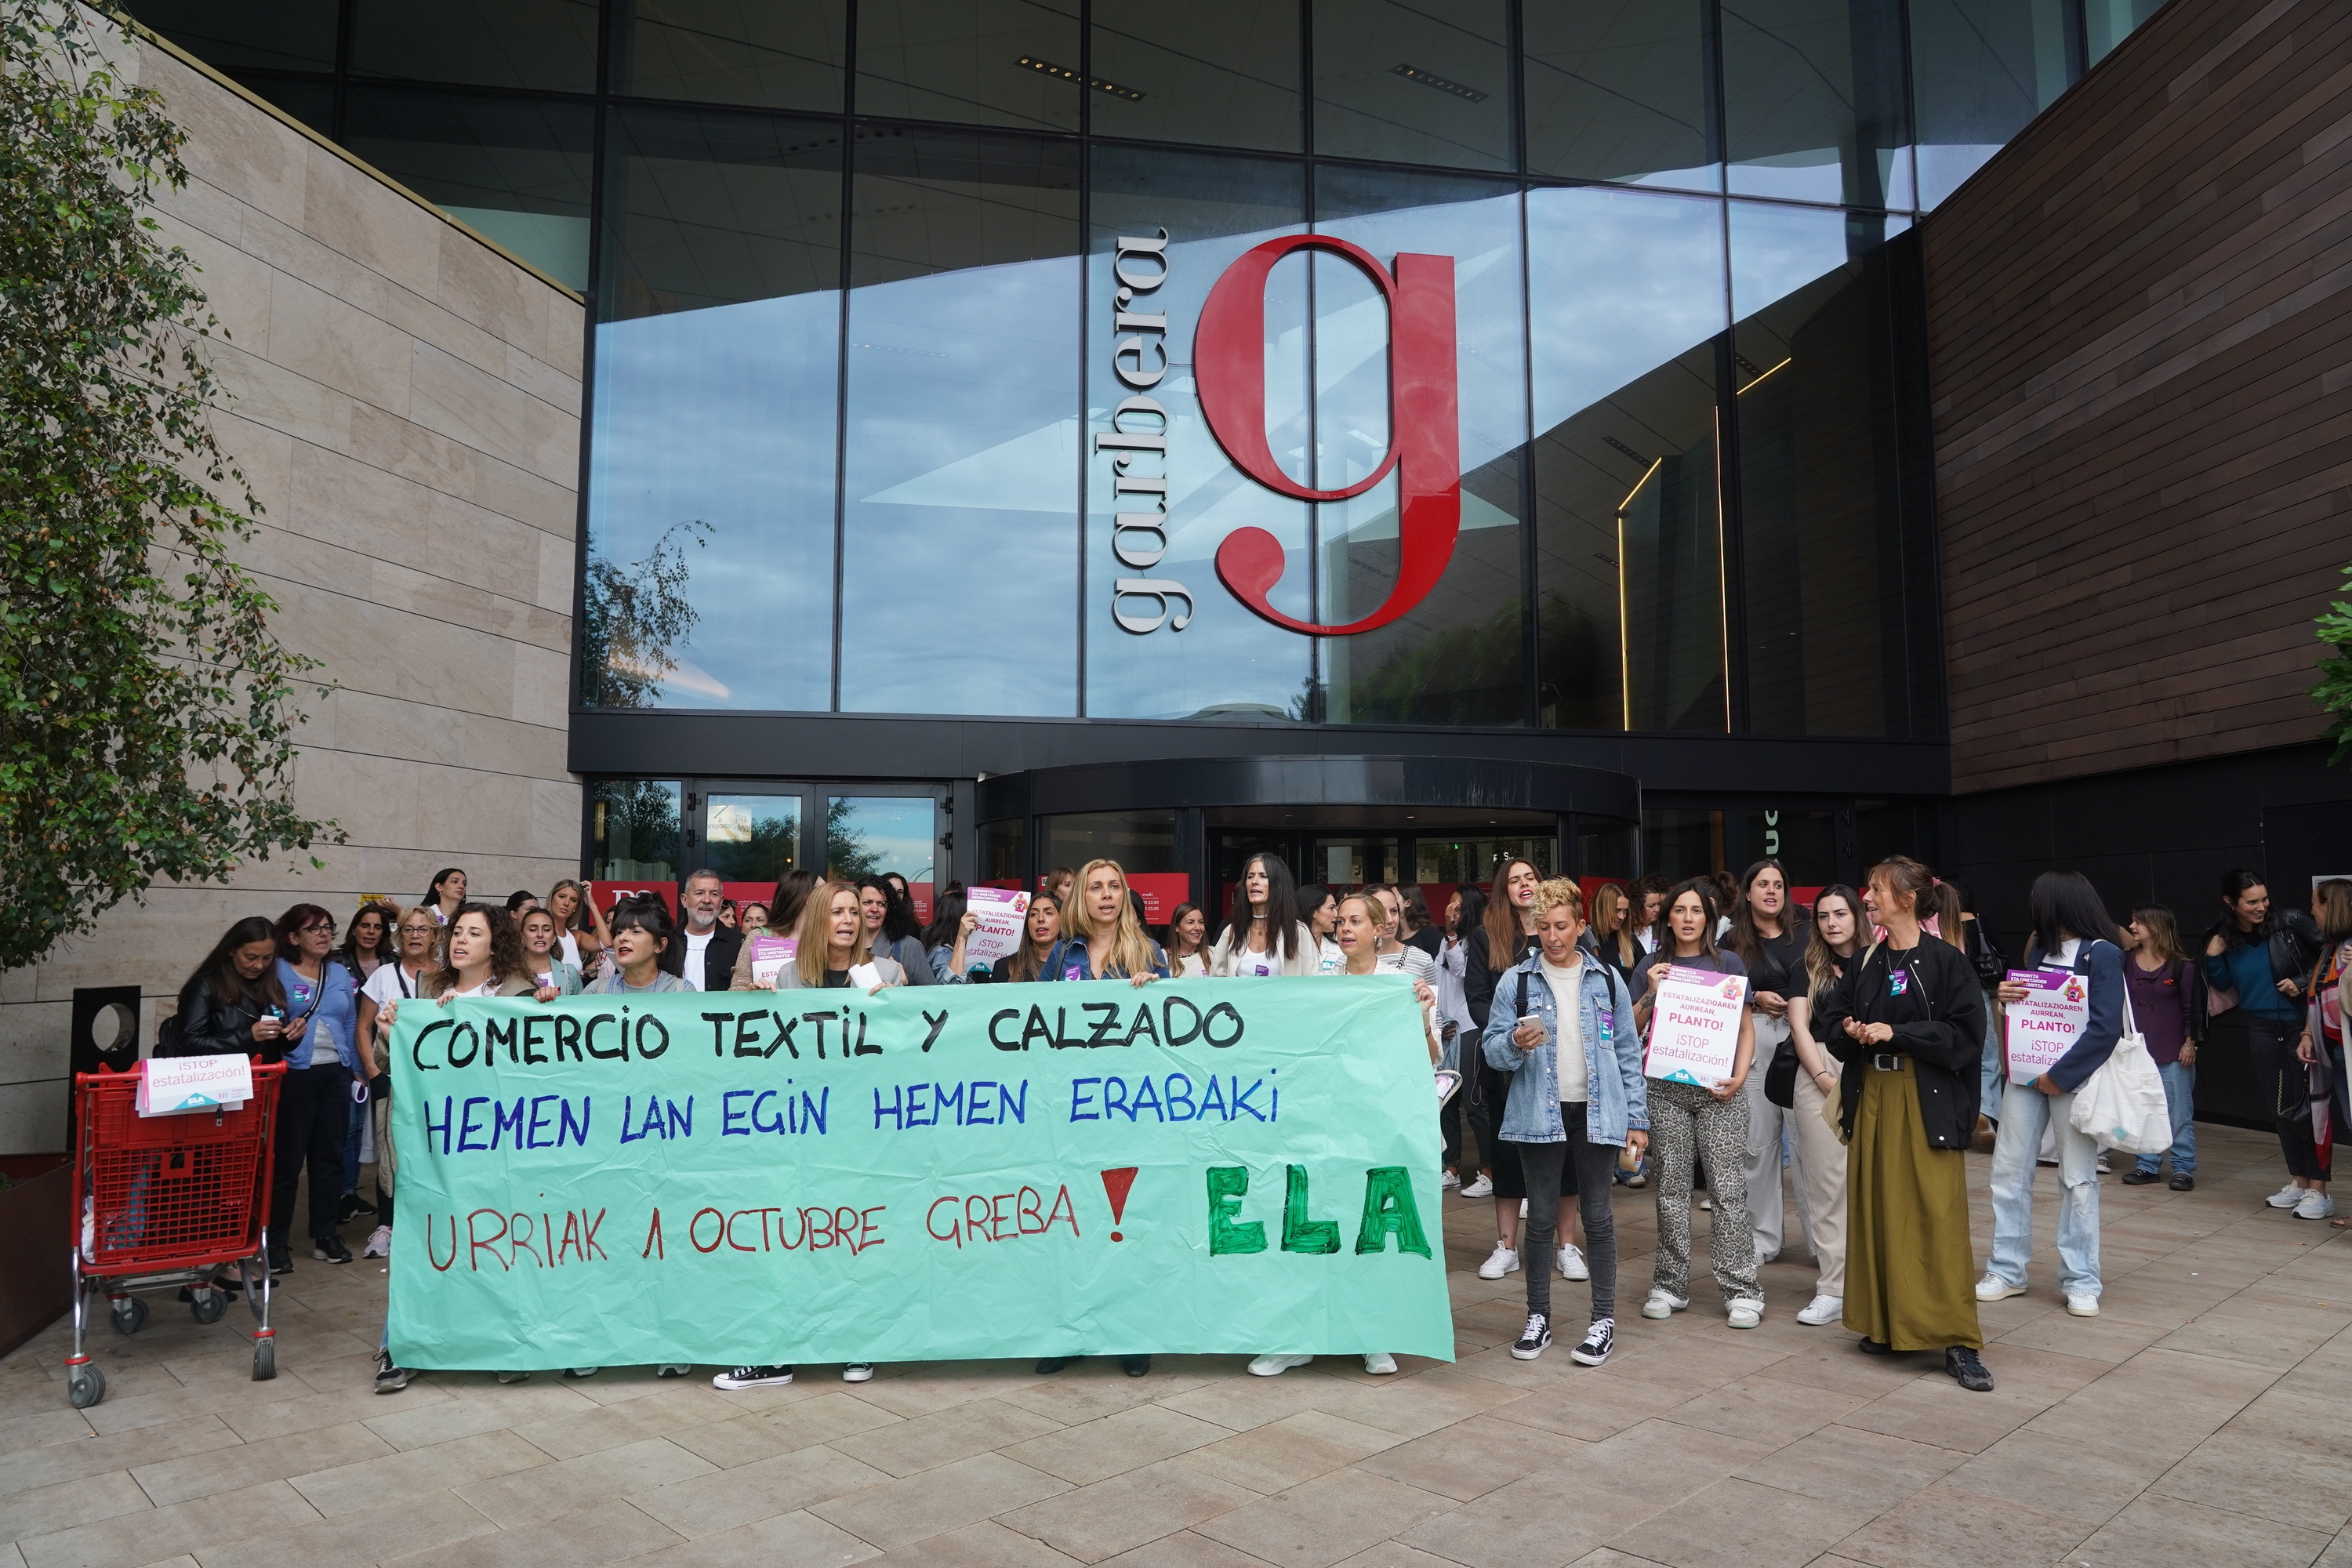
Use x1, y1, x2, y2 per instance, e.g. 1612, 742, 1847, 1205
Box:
189, 1287, 227, 1325
67, 1364, 105, 1409
108, 1297, 147, 1336
252, 1337, 276, 1381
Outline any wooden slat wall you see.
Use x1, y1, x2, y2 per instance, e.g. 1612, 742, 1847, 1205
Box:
1926, 0, 2352, 793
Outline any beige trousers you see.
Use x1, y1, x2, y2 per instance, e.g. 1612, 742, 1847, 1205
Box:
1791, 1060, 1849, 1297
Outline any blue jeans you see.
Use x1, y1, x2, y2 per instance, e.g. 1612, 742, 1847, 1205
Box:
2134, 1061, 2197, 1177
1988, 1080, 2101, 1298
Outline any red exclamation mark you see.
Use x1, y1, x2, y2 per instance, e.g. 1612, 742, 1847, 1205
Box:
1101, 1167, 1138, 1241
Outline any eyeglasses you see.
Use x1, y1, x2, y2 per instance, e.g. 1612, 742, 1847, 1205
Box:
302, 920, 337, 934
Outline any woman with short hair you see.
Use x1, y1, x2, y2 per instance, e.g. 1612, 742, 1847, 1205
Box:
1814, 857, 1992, 1391
1632, 879, 1762, 1327
1479, 879, 1645, 1367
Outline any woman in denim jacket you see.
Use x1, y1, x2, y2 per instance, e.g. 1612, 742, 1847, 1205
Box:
1481, 879, 1646, 1367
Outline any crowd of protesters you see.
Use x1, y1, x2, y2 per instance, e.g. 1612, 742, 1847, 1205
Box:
162, 853, 2350, 1402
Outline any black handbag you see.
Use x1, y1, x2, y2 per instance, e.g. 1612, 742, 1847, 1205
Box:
1763, 1038, 1798, 1109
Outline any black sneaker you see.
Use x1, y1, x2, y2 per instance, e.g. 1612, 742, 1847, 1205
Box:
337, 1192, 377, 1221
2169, 1174, 2195, 1192
1857, 1336, 1889, 1354
1120, 1356, 1150, 1377
374, 1348, 415, 1394
1509, 1312, 1552, 1361
2119, 1169, 2161, 1186
267, 1247, 293, 1276
1944, 1346, 1994, 1392
1570, 1318, 1615, 1366
313, 1234, 353, 1265
1034, 1356, 1073, 1374
711, 1364, 795, 1390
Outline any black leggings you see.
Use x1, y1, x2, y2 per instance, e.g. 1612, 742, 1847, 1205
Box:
2251, 1018, 2324, 1179
270, 1064, 352, 1246
1505, 1108, 1623, 1323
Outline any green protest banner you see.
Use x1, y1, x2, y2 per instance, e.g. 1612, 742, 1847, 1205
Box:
384, 976, 1454, 1369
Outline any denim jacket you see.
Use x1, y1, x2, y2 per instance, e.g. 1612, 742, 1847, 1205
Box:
1038, 934, 1170, 982
1479, 953, 1646, 1145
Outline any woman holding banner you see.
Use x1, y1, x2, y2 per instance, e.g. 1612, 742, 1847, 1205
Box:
1249, 892, 1439, 1380
1477, 880, 1644, 1367
1630, 880, 1762, 1327
1982, 871, 2123, 1318
1033, 861, 1166, 1379
716, 883, 900, 1393
1209, 854, 1316, 976
1814, 857, 1993, 1392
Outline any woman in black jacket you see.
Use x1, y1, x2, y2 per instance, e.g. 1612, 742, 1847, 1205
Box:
1813, 857, 1993, 1393
170, 917, 295, 1058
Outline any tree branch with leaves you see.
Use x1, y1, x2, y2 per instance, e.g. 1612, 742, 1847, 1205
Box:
0, 3, 337, 970
2315, 561, 2352, 765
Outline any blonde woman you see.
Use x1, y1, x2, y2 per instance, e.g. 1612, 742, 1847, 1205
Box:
1043, 859, 1169, 984
1032, 859, 1166, 1380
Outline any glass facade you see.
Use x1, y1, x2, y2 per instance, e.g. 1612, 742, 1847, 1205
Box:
133, 0, 2169, 742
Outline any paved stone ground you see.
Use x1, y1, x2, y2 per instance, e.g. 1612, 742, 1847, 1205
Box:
5, 1123, 2349, 1568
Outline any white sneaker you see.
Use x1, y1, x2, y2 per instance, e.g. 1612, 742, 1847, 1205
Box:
2066, 1294, 2100, 1317
1975, 1273, 2026, 1302
1558, 1243, 1588, 1281
1796, 1294, 1844, 1326
1440, 1169, 1461, 1190
1477, 1243, 1520, 1280
2295, 1189, 2336, 1221
1248, 1353, 1313, 1377
1697, 1193, 1712, 1210
2095, 1156, 2111, 1175
841, 1363, 875, 1382
1362, 1352, 1398, 1375
1641, 1287, 1687, 1319
1726, 1298, 1764, 1329
361, 1225, 391, 1259
1460, 1174, 1494, 1199
2267, 1181, 2306, 1209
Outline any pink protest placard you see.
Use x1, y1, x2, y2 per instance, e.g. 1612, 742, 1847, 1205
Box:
1645, 967, 1748, 1087
2005, 967, 2086, 1082
966, 887, 1031, 966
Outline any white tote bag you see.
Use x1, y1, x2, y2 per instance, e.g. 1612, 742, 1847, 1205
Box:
2067, 964, 2172, 1155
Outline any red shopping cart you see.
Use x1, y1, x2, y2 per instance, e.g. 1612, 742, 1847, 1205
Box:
64, 1061, 286, 1407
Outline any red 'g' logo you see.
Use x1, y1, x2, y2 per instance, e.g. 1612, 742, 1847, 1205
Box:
1194, 235, 1459, 637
